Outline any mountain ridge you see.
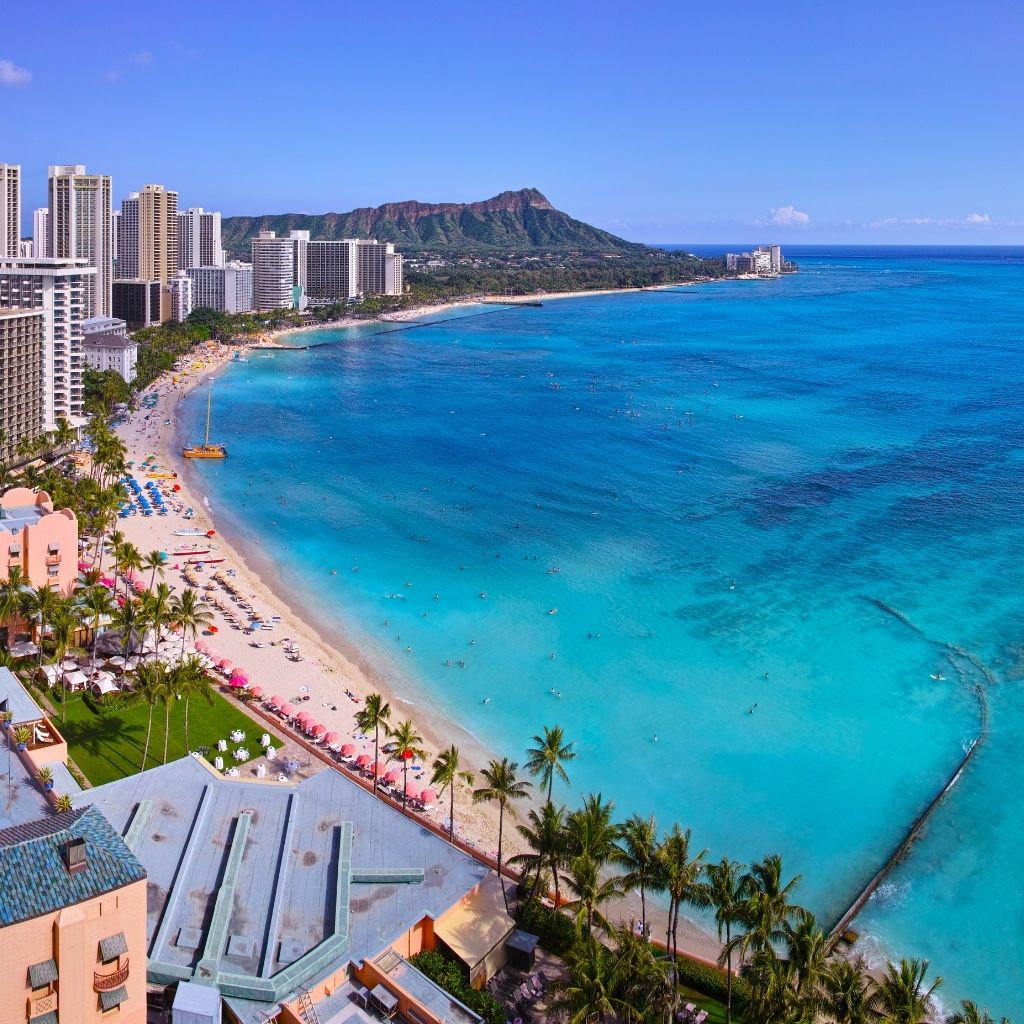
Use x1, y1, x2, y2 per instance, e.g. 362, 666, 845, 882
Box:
220, 188, 650, 256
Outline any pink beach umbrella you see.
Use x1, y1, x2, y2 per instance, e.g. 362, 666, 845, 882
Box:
195, 641, 208, 653
309, 724, 327, 739
339, 743, 356, 757
218, 658, 232, 671
228, 678, 246, 689
279, 702, 296, 718
419, 788, 437, 807
323, 731, 341, 747
355, 753, 373, 768
268, 694, 284, 709
230, 665, 246, 677
249, 686, 264, 700
382, 769, 400, 784
404, 784, 421, 801
295, 710, 313, 726
372, 760, 388, 777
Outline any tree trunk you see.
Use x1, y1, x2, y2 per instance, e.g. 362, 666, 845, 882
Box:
498, 802, 507, 912
402, 761, 408, 812
640, 882, 647, 936
725, 921, 733, 1024
163, 701, 170, 763
372, 724, 379, 794
141, 707, 154, 771
449, 787, 455, 841
184, 696, 191, 752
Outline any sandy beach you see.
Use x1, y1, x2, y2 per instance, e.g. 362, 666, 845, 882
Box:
113, 308, 723, 964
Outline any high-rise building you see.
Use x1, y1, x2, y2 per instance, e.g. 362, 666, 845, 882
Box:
167, 271, 193, 322
385, 250, 403, 295
177, 207, 223, 269
47, 165, 113, 318
116, 185, 178, 322
357, 240, 403, 296
112, 279, 162, 329
0, 308, 45, 463
188, 262, 253, 313
251, 230, 308, 310
110, 209, 119, 268
0, 257, 94, 428
116, 195, 138, 279
33, 208, 49, 258
0, 164, 20, 258
306, 239, 360, 305
17, 240, 33, 258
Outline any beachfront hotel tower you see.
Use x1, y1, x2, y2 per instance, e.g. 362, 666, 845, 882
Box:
33, 208, 48, 258
251, 230, 308, 310
0, 164, 20, 258
177, 207, 224, 269
0, 308, 44, 463
116, 184, 178, 322
47, 165, 113, 318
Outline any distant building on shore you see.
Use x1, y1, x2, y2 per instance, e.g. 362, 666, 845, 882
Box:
33, 208, 49, 258
306, 238, 404, 306
116, 184, 178, 323
0, 308, 45, 462
167, 270, 193, 322
112, 279, 161, 329
188, 261, 253, 313
177, 207, 224, 270
726, 244, 783, 275
251, 229, 308, 310
0, 486, 78, 596
0, 164, 19, 258
83, 332, 139, 383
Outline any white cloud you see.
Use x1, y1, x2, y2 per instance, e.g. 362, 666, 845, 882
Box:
870, 213, 993, 229
769, 205, 811, 226
131, 50, 153, 66
964, 212, 990, 224
0, 59, 32, 87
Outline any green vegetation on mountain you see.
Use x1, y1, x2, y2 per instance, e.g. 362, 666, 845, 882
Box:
221, 188, 651, 256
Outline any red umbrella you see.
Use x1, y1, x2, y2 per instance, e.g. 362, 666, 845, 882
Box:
230, 666, 246, 677
401, 748, 414, 760
218, 658, 232, 670
208, 625, 219, 634
340, 743, 356, 757
419, 788, 438, 806
383, 769, 400, 784
405, 784, 421, 801
268, 694, 284, 708
228, 678, 246, 689
372, 760, 388, 777
355, 753, 372, 768
279, 702, 295, 717
250, 686, 264, 700
295, 710, 313, 725
323, 731, 341, 747
310, 724, 327, 739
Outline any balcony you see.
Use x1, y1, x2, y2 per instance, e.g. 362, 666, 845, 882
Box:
28, 991, 58, 1017
94, 958, 130, 992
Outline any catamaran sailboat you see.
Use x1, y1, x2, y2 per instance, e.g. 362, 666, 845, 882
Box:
183, 389, 227, 459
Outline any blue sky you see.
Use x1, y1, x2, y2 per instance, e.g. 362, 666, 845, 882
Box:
2, 1, 1021, 243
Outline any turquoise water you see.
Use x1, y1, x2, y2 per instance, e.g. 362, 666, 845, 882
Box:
181, 249, 1024, 1013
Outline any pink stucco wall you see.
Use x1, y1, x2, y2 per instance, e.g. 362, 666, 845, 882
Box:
0, 487, 78, 597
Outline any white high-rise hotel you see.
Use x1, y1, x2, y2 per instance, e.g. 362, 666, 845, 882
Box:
47, 164, 113, 318
177, 208, 224, 269
0, 164, 20, 258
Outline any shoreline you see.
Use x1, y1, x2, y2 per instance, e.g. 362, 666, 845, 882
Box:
117, 291, 731, 965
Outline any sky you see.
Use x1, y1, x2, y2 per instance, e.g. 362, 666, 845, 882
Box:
2, 1, 1022, 244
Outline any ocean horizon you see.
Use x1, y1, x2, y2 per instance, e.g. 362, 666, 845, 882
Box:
179, 246, 1024, 1013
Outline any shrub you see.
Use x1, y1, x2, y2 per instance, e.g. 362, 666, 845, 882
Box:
672, 952, 750, 1005
516, 899, 577, 955
83, 690, 139, 716
410, 950, 506, 1024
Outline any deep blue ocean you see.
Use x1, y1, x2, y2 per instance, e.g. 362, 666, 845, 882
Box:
180, 247, 1024, 1013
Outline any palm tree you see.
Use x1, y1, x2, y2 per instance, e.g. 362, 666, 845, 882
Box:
118, 541, 143, 598
142, 582, 173, 657
172, 656, 212, 753
563, 852, 622, 937
525, 723, 577, 803
46, 605, 79, 723
706, 857, 749, 1024
614, 812, 660, 938
875, 959, 942, 1024
141, 549, 166, 591
473, 757, 532, 912
134, 661, 170, 772
548, 933, 632, 1024
821, 957, 881, 1024
658, 823, 709, 993
170, 587, 214, 656
388, 719, 426, 812
79, 584, 115, 662
743, 853, 803, 955
784, 907, 830, 1015
510, 801, 566, 904
355, 693, 391, 794
0, 565, 27, 632
946, 1001, 1008, 1024
430, 744, 475, 841
20, 584, 61, 666
565, 792, 619, 865
111, 598, 145, 661
742, 947, 798, 1024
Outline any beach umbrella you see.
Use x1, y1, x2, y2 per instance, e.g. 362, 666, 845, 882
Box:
228, 677, 246, 689
279, 702, 295, 718
419, 788, 437, 807
340, 743, 356, 757
231, 673, 249, 686
404, 784, 421, 801
309, 723, 327, 739
383, 769, 400, 784
249, 686, 264, 700
268, 695, 284, 708
295, 710, 312, 725
355, 753, 372, 768
372, 760, 388, 777
230, 665, 246, 678
218, 658, 232, 670
324, 731, 341, 747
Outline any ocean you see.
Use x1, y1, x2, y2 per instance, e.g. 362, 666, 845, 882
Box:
179, 246, 1024, 1012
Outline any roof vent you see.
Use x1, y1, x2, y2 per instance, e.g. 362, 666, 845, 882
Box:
62, 836, 88, 874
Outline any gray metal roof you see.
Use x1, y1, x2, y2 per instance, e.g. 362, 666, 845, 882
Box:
78, 755, 490, 1016
0, 667, 48, 724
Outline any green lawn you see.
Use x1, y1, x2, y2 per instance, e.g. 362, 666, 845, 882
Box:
678, 986, 735, 1024
56, 688, 262, 786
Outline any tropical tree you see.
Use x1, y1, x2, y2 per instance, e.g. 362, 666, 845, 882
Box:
565, 792, 619, 865
54, 793, 74, 812
388, 719, 426, 812
472, 757, 532, 911
172, 656, 212, 753
742, 947, 798, 1024
134, 661, 170, 772
615, 812, 661, 938
784, 907, 830, 1015
945, 1001, 1009, 1024
548, 932, 632, 1024
170, 587, 214, 656
20, 584, 62, 666
79, 584, 115, 662
525, 723, 577, 804
46, 604, 79, 723
142, 582, 174, 656
742, 853, 803, 956
706, 856, 749, 1024
111, 598, 145, 660
658, 823, 710, 994
355, 693, 391, 795
0, 565, 27, 632
875, 959, 942, 1024
510, 801, 566, 904
118, 541, 144, 597
142, 549, 166, 591
821, 957, 881, 1024
430, 744, 475, 841
562, 852, 622, 937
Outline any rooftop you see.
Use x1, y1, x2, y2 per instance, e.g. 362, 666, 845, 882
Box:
0, 805, 147, 926
77, 755, 491, 1018
0, 487, 58, 537
83, 333, 137, 350
0, 666, 49, 725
